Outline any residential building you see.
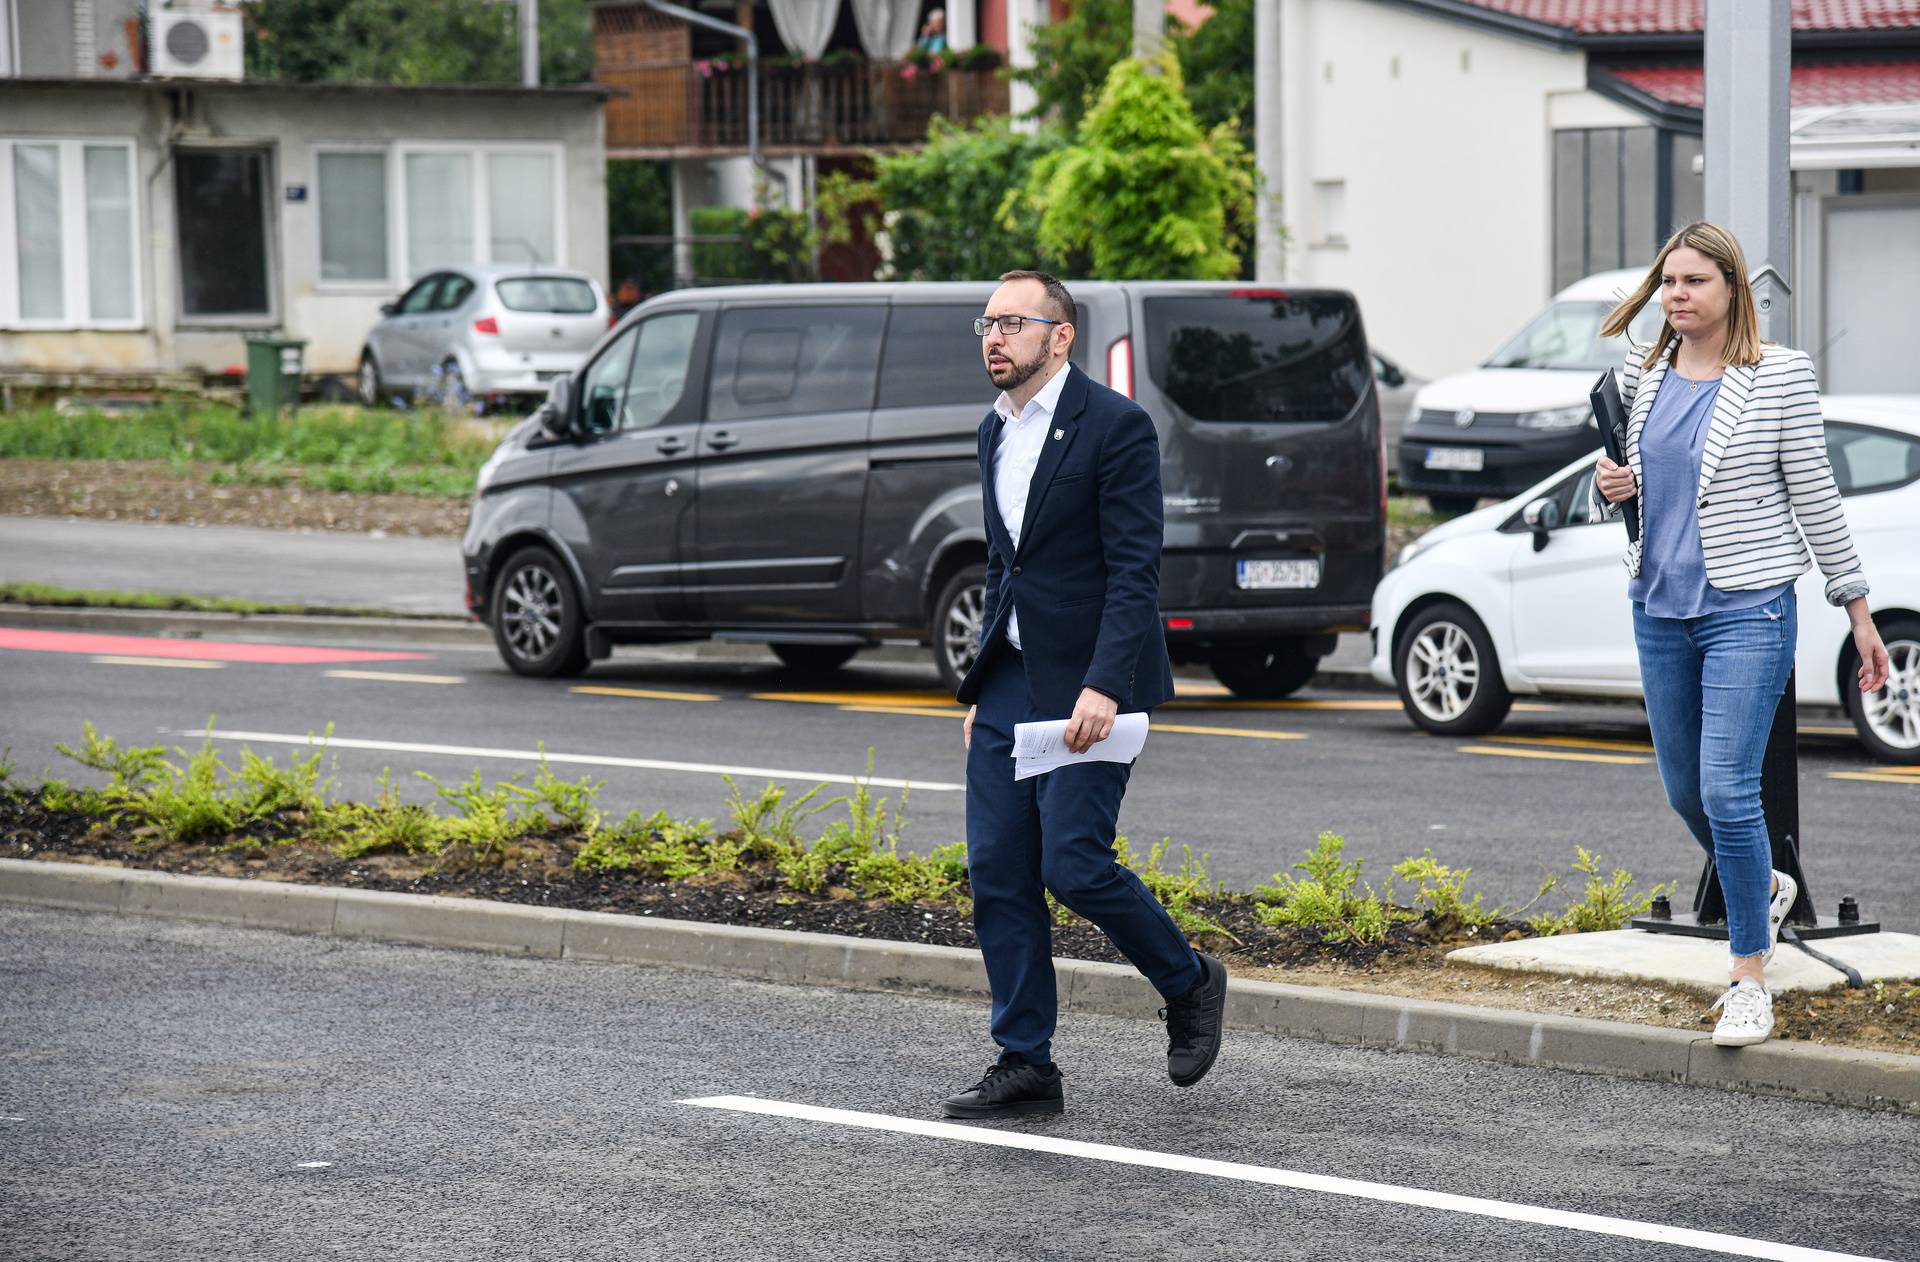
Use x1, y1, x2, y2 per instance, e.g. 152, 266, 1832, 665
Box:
1259, 0, 1920, 392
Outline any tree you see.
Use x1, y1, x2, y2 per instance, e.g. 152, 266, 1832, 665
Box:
820, 116, 1066, 281
245, 0, 593, 86
1005, 0, 1141, 131
1011, 56, 1255, 281
1173, 0, 1254, 139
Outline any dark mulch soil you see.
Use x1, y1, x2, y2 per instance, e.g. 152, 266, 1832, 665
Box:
0, 794, 1485, 970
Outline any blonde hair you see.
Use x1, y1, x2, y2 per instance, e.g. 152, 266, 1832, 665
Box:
1601, 221, 1763, 370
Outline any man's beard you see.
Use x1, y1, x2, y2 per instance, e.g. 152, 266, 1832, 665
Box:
986, 341, 1050, 391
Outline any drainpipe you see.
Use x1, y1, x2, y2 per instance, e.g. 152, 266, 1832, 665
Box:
639, 0, 787, 203
520, 0, 540, 87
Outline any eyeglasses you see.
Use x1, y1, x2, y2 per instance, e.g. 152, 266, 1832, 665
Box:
973, 314, 1063, 337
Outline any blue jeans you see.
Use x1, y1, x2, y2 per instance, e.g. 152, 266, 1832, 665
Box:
1632, 592, 1796, 959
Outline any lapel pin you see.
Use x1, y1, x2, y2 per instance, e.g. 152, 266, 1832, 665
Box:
1053, 428, 1064, 441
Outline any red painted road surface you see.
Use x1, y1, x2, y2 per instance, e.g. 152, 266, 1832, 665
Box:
0, 628, 429, 665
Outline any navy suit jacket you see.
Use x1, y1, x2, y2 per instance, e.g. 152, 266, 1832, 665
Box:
955, 362, 1177, 717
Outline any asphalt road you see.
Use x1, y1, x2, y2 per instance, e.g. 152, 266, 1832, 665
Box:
3, 905, 1916, 1262
2, 622, 1915, 931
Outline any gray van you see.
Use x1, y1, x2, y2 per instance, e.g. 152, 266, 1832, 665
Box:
460, 281, 1385, 698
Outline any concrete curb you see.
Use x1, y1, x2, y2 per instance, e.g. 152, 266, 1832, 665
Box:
4, 858, 1914, 1113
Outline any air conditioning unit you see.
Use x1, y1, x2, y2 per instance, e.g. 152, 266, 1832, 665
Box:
151, 9, 245, 80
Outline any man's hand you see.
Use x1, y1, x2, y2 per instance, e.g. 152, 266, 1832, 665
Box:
1596, 455, 1637, 504
1063, 687, 1118, 754
965, 704, 977, 750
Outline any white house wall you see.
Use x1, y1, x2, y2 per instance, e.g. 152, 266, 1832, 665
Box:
0, 83, 607, 380
1278, 0, 1590, 380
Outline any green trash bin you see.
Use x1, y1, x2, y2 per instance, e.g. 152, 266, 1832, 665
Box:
244, 336, 307, 417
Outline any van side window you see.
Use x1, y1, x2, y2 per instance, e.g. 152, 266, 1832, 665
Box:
878, 305, 995, 409
580, 325, 638, 435
623, 312, 699, 430
708, 306, 886, 421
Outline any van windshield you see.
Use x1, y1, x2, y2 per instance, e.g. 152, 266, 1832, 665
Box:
1483, 299, 1664, 371
1144, 294, 1369, 423
496, 277, 598, 314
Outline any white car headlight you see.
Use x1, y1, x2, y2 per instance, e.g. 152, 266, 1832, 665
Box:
1515, 404, 1593, 430
1392, 535, 1442, 571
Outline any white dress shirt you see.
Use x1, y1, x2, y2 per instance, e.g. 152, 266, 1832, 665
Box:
991, 363, 1071, 650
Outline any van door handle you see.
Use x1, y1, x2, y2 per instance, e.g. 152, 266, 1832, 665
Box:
655, 436, 688, 456
706, 430, 740, 451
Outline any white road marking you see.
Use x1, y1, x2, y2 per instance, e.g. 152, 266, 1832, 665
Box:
179, 729, 962, 793
91, 655, 224, 670
296, 1161, 333, 1169
324, 670, 465, 685
679, 1096, 1889, 1262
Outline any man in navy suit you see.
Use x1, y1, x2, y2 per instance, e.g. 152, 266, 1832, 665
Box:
940, 271, 1227, 1120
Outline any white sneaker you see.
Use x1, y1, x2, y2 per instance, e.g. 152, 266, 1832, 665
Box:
1709, 980, 1775, 1047
1762, 869, 1798, 966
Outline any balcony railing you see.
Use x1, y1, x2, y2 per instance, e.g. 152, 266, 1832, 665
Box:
599, 59, 1011, 153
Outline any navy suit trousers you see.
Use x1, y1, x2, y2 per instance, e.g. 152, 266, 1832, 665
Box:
964, 649, 1202, 1065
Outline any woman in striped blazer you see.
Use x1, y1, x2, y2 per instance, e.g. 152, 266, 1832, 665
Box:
1590, 222, 1889, 1048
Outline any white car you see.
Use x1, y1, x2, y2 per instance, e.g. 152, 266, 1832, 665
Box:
1369, 396, 1920, 763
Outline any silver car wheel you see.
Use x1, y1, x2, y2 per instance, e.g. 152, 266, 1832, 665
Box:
1406, 620, 1480, 723
942, 581, 985, 678
501, 565, 563, 662
358, 357, 379, 408
1861, 636, 1920, 752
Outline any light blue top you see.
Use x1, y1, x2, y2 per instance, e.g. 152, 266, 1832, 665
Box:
1629, 369, 1793, 619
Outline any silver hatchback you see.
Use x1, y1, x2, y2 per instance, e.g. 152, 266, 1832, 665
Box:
358, 264, 610, 408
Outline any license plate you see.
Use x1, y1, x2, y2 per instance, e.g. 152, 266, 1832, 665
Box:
1425, 446, 1484, 472
1236, 558, 1321, 590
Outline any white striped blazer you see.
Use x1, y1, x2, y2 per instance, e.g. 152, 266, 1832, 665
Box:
1590, 342, 1869, 605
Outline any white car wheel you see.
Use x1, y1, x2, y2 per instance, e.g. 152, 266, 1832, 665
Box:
1394, 601, 1513, 736
1848, 618, 1920, 764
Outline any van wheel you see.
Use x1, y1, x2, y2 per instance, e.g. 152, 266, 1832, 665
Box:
1843, 615, 1920, 764
490, 545, 589, 678
1395, 601, 1511, 735
772, 643, 860, 673
1209, 640, 1321, 699
1429, 493, 1479, 516
932, 563, 988, 696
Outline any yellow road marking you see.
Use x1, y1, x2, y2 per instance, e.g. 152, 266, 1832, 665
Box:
1484, 733, 1656, 754
325, 669, 465, 685
838, 705, 967, 720
756, 690, 960, 709
1828, 771, 1920, 785
1163, 698, 1406, 712
91, 655, 223, 669
1459, 744, 1649, 766
1152, 722, 1307, 741
572, 685, 721, 703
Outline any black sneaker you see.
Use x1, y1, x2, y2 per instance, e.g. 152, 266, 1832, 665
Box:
1161, 951, 1227, 1087
940, 1057, 1064, 1119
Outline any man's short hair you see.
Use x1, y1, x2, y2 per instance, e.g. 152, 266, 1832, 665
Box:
998, 269, 1074, 326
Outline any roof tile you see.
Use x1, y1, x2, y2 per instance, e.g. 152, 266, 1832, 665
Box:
1457, 1, 1920, 34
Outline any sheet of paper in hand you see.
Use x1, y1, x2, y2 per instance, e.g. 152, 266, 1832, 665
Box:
1011, 712, 1150, 781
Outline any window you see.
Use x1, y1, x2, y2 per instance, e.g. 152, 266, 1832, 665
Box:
318, 143, 564, 287
877, 304, 991, 409
1826, 423, 1920, 496
405, 151, 473, 276
434, 274, 475, 311
395, 274, 442, 315
0, 137, 141, 328
622, 312, 699, 430
317, 151, 387, 282
1315, 179, 1347, 246
1553, 126, 1686, 291
708, 306, 886, 422
581, 325, 638, 435
176, 147, 272, 319
497, 276, 597, 313
1484, 300, 1663, 372
1143, 294, 1370, 424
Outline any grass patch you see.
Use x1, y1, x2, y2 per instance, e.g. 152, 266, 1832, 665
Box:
1387, 495, 1447, 532
0, 581, 453, 620
0, 402, 498, 499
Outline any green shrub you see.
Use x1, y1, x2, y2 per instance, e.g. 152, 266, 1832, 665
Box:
1528, 847, 1669, 936
574, 809, 717, 879
1391, 849, 1496, 935
418, 768, 536, 857
508, 756, 604, 833
1252, 831, 1400, 944
722, 776, 833, 862
332, 769, 443, 860
1116, 835, 1233, 941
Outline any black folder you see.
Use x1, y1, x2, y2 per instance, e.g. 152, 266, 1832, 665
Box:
1591, 370, 1639, 544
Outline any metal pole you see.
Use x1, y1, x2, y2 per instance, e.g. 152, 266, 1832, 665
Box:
1133, 0, 1164, 61
640, 0, 785, 200
1253, 0, 1282, 281
1704, 0, 1791, 338
520, 0, 539, 88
